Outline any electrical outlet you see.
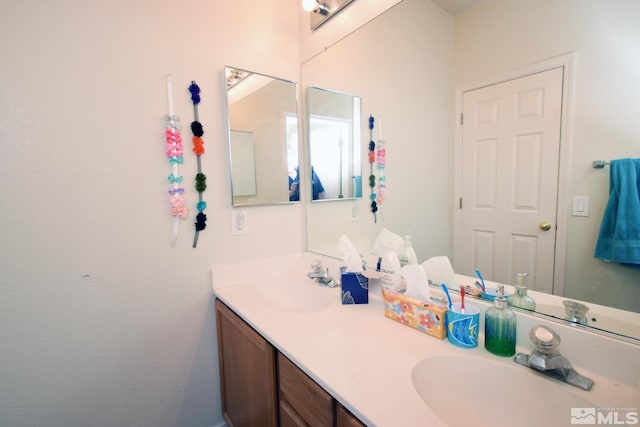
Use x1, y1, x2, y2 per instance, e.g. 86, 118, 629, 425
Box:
349, 201, 360, 221
231, 210, 248, 235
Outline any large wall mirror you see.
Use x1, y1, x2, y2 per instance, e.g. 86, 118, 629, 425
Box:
302, 0, 640, 341
305, 87, 362, 201
224, 66, 298, 206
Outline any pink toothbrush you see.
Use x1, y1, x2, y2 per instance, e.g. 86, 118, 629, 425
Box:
460, 285, 466, 313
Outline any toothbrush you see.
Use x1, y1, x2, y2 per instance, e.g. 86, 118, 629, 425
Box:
460, 285, 466, 313
474, 269, 486, 292
474, 281, 484, 293
441, 283, 452, 309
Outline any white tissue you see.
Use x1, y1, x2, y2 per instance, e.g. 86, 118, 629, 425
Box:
337, 235, 364, 272
372, 228, 404, 256
401, 264, 431, 301
422, 256, 457, 289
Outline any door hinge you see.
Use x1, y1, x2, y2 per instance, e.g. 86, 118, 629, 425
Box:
460, 113, 463, 125
459, 197, 462, 209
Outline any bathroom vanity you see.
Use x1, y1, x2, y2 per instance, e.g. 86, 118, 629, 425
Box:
216, 300, 364, 426
212, 253, 640, 426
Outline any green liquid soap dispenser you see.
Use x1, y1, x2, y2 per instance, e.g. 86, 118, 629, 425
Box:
507, 273, 536, 310
484, 285, 517, 357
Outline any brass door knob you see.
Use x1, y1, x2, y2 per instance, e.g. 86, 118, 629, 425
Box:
540, 221, 552, 231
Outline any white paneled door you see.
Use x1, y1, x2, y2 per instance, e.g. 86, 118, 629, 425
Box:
459, 67, 563, 293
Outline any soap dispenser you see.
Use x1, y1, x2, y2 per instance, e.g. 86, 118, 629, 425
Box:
507, 273, 536, 310
484, 285, 517, 357
380, 241, 402, 293
399, 235, 418, 266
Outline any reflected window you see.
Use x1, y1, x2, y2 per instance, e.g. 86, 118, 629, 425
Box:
309, 117, 350, 199
307, 87, 361, 201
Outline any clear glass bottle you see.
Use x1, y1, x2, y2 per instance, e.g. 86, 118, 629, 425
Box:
484, 286, 517, 357
507, 272, 536, 310
399, 235, 418, 266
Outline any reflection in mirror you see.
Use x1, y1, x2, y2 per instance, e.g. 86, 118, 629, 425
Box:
306, 87, 362, 201
224, 66, 298, 206
229, 131, 256, 197
301, 0, 640, 342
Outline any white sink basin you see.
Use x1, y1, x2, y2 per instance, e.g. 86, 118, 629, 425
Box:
252, 279, 338, 313
412, 354, 598, 427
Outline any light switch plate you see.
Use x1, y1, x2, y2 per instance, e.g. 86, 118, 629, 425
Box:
572, 196, 590, 217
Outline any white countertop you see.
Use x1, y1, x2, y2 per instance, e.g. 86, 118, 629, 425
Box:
211, 252, 640, 426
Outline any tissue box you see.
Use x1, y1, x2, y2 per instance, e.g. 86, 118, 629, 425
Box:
382, 288, 447, 339
341, 272, 368, 304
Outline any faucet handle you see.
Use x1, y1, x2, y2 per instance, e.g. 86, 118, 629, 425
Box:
310, 260, 324, 272
563, 300, 589, 325
529, 325, 561, 354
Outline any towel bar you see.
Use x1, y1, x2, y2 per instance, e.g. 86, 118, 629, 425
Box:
592, 160, 609, 169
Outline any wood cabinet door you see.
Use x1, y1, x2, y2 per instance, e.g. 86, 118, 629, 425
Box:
337, 403, 366, 427
215, 300, 278, 427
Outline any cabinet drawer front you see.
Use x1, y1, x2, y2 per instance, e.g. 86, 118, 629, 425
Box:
278, 353, 334, 427
280, 400, 307, 427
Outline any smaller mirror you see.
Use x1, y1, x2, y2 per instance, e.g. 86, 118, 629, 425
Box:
224, 66, 299, 206
305, 87, 362, 201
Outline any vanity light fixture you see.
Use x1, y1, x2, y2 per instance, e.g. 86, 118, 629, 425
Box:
302, 0, 355, 30
225, 68, 250, 90
302, 0, 329, 15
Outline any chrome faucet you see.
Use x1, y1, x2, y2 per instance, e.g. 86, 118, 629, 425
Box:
563, 300, 589, 325
514, 325, 594, 391
307, 260, 337, 288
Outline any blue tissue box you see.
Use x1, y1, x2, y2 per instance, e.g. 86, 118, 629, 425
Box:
341, 272, 368, 304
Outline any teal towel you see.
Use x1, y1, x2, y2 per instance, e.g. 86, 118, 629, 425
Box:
594, 158, 640, 265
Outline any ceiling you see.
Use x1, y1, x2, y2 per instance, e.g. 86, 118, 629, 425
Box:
430, 0, 485, 15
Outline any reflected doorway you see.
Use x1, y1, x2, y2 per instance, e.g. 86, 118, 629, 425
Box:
457, 67, 564, 293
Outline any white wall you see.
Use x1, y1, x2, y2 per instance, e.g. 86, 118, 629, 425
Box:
0, 0, 300, 426
453, 0, 640, 310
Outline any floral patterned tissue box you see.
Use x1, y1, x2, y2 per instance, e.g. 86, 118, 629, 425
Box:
382, 288, 447, 339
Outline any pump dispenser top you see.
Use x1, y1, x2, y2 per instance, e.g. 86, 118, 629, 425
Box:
507, 273, 536, 310
399, 235, 418, 266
